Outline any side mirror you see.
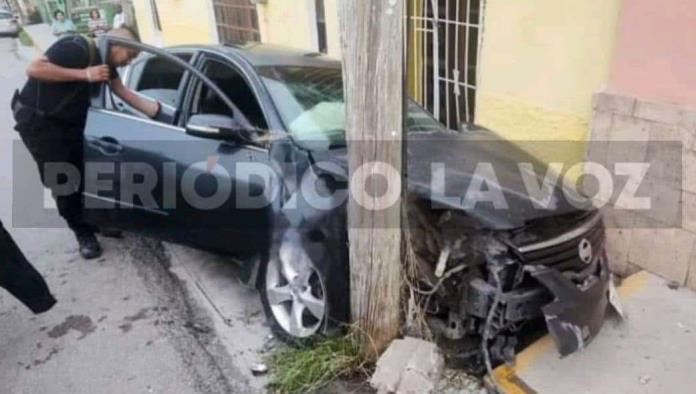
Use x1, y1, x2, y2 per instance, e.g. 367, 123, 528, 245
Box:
186, 114, 256, 143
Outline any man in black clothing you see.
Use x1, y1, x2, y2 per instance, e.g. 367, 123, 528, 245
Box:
0, 219, 56, 314
13, 27, 161, 259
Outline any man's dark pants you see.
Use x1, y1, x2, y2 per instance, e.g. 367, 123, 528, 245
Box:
17, 115, 89, 233
0, 219, 56, 314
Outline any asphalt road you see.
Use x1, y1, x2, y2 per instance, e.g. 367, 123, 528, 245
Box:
0, 37, 256, 394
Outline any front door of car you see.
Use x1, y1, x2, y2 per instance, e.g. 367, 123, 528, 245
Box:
162, 54, 274, 254
83, 38, 273, 255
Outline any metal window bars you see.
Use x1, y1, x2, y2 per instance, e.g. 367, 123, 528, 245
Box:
408, 0, 482, 130
213, 0, 261, 44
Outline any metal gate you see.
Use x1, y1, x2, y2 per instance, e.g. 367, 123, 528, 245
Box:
408, 0, 483, 130
213, 0, 260, 44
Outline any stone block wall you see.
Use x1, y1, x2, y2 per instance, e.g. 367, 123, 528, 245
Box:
590, 92, 696, 290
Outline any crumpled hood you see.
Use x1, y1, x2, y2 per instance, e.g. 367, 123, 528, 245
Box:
406, 130, 591, 229
311, 128, 592, 230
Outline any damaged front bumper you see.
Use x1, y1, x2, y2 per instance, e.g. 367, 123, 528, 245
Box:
408, 203, 615, 368
527, 253, 611, 356
465, 253, 612, 359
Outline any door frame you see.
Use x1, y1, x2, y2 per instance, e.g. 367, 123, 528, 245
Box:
180, 51, 271, 138
94, 36, 245, 124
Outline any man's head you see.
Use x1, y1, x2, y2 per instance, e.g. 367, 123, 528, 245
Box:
105, 26, 141, 68
54, 10, 65, 21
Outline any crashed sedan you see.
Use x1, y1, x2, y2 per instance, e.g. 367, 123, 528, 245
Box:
81, 37, 614, 368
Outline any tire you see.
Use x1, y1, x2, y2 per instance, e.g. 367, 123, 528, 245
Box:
259, 228, 349, 345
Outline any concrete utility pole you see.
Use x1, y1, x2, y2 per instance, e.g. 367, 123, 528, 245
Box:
339, 0, 405, 354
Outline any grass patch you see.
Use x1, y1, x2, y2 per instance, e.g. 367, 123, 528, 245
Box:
18, 30, 34, 47
268, 333, 371, 394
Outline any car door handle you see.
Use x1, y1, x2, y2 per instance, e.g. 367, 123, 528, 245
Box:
89, 136, 124, 156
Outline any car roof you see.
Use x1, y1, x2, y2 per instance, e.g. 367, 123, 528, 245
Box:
170, 42, 342, 69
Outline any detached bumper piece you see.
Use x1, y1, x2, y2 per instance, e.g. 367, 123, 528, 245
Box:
527, 255, 611, 356
466, 255, 611, 360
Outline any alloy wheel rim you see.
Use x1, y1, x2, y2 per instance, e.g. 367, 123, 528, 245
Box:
266, 235, 326, 338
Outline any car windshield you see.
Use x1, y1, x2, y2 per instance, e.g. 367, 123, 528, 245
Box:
257, 66, 445, 149
0, 13, 12, 20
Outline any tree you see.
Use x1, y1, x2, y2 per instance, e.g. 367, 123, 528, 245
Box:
339, 0, 405, 354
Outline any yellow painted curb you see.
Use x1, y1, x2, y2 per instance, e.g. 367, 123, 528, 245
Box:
492, 271, 651, 393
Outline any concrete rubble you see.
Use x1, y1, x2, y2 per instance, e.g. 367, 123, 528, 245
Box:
370, 337, 445, 394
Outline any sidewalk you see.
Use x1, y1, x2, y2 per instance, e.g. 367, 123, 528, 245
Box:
23, 23, 56, 53
494, 271, 696, 393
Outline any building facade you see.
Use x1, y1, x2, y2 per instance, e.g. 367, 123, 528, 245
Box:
131, 0, 696, 288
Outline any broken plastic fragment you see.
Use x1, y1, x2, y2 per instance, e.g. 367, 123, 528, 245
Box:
608, 279, 625, 319
251, 363, 269, 376
435, 245, 451, 278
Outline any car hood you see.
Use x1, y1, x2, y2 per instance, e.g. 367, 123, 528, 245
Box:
309, 128, 592, 230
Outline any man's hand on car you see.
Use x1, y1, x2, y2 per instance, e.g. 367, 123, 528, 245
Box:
85, 64, 111, 83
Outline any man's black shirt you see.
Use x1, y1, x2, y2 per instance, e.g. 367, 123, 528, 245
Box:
19, 35, 117, 128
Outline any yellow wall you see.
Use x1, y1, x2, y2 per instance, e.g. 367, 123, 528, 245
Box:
132, 0, 160, 46
257, 0, 314, 51
256, 0, 342, 58
324, 0, 342, 58
476, 0, 621, 163
133, 0, 217, 46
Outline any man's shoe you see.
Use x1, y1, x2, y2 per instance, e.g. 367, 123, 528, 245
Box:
75, 231, 103, 260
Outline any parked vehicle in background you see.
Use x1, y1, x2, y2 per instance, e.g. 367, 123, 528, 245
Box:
81, 37, 615, 370
0, 10, 20, 38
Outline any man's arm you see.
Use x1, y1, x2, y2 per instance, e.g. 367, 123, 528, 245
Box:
110, 78, 160, 119
26, 56, 111, 83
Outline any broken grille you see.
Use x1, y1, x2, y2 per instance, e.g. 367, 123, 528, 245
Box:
516, 214, 605, 272
408, 0, 483, 130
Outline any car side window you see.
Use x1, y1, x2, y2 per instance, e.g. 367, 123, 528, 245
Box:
105, 52, 193, 127
131, 53, 192, 108
190, 59, 268, 131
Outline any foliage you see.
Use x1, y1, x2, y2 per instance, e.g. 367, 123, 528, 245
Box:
268, 333, 371, 394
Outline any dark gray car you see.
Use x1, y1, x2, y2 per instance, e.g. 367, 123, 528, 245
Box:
82, 37, 613, 368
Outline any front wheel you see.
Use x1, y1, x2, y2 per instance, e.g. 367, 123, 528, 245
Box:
259, 229, 348, 344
